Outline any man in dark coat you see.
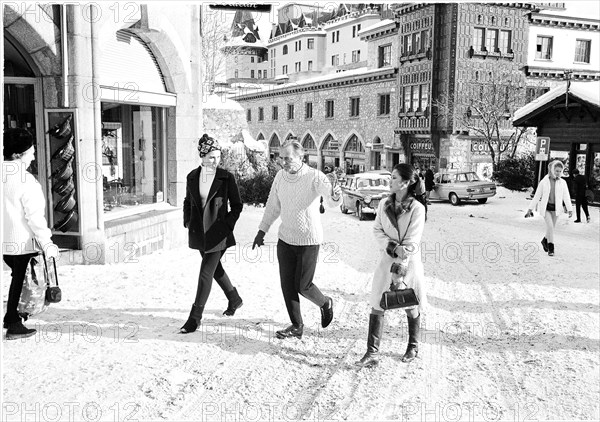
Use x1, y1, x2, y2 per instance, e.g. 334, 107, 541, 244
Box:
572, 168, 590, 223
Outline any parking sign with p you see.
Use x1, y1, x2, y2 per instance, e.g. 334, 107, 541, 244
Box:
535, 137, 551, 161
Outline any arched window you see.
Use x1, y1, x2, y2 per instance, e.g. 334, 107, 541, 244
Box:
303, 134, 316, 150
283, 45, 288, 55
321, 134, 338, 150
344, 135, 364, 152
257, 133, 265, 140
269, 134, 280, 148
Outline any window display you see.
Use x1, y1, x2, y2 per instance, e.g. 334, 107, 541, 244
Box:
101, 104, 165, 213
46, 110, 80, 234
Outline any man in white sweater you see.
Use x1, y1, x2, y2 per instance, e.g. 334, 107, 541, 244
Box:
253, 140, 342, 339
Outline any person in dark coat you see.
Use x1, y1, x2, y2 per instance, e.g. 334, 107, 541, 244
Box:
180, 134, 244, 333
572, 169, 590, 223
424, 166, 435, 205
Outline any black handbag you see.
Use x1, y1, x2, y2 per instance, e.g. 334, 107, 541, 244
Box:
45, 257, 62, 303
34, 240, 62, 303
380, 282, 419, 310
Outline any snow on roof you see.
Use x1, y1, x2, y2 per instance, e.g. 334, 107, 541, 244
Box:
358, 19, 395, 37
202, 94, 243, 111
225, 35, 266, 49
241, 129, 267, 152
513, 81, 600, 123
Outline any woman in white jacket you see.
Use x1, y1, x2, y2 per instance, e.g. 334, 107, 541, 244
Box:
356, 163, 427, 367
3, 128, 59, 340
525, 160, 573, 256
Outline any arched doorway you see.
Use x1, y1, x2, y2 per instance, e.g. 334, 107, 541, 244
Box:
302, 134, 317, 168
269, 134, 281, 160
3, 35, 44, 180
344, 134, 365, 174
321, 134, 339, 172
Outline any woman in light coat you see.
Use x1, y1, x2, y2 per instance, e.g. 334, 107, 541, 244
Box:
3, 128, 59, 340
525, 160, 573, 256
356, 163, 427, 367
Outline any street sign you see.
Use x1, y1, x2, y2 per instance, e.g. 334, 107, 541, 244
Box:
535, 136, 551, 161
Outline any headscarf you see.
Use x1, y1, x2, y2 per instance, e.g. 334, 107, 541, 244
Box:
197, 134, 221, 157
547, 160, 564, 179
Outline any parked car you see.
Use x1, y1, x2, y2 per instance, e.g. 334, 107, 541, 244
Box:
340, 172, 391, 219
429, 171, 496, 205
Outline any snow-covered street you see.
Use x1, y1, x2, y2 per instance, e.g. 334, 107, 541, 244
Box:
3, 187, 599, 422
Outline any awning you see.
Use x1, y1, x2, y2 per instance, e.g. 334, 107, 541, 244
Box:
99, 30, 176, 106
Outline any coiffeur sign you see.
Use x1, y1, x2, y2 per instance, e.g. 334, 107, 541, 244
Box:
410, 141, 434, 154
471, 140, 498, 155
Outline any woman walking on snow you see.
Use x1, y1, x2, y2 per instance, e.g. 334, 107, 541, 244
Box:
180, 134, 244, 334
525, 160, 573, 257
3, 128, 60, 340
356, 163, 427, 367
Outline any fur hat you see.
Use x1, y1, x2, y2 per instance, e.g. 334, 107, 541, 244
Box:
3, 128, 34, 158
197, 134, 221, 157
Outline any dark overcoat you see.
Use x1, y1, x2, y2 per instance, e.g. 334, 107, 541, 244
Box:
183, 166, 242, 253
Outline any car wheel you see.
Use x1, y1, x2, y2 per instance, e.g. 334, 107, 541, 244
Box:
477, 198, 488, 204
449, 193, 460, 206
340, 203, 348, 214
357, 203, 366, 220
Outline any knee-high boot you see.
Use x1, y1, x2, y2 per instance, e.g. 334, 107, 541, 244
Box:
355, 313, 384, 368
180, 304, 204, 334
401, 313, 420, 362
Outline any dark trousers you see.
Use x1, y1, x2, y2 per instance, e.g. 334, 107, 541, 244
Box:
3, 253, 37, 324
575, 195, 589, 220
194, 250, 234, 308
277, 240, 327, 326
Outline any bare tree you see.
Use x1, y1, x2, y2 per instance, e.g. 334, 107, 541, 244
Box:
434, 69, 532, 172
200, 7, 241, 92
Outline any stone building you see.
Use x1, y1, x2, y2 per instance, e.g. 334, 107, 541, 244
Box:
234, 4, 398, 173
230, 2, 599, 180
3, 3, 202, 263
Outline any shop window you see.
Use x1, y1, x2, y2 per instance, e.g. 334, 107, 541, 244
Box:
101, 104, 165, 214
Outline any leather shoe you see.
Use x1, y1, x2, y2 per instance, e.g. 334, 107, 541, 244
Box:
574, 220, 581, 223
275, 324, 303, 339
320, 297, 334, 328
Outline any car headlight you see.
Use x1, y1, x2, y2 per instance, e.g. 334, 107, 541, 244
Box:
364, 195, 372, 204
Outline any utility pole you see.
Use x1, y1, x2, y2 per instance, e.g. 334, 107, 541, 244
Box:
564, 69, 572, 109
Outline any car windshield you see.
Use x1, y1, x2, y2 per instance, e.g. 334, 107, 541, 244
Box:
356, 178, 390, 189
